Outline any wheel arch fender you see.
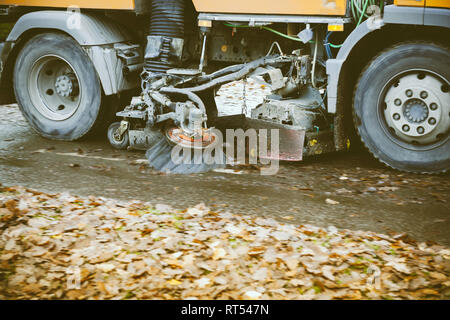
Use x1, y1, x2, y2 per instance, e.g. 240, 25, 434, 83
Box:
6, 10, 131, 46
5, 10, 139, 96
326, 19, 384, 151
327, 5, 450, 114
326, 5, 450, 151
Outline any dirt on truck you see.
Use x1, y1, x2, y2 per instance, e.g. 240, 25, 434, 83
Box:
0, 0, 449, 174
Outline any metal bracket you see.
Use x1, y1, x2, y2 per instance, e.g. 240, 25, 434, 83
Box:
116, 109, 147, 119
0, 7, 9, 15
115, 43, 142, 66
114, 121, 129, 141
198, 13, 352, 25
145, 36, 184, 61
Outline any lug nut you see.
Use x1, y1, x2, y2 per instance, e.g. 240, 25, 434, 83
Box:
405, 90, 413, 97
402, 125, 410, 132
393, 113, 401, 120
429, 118, 436, 125
420, 91, 428, 99
395, 99, 402, 106
417, 126, 425, 134
430, 103, 438, 111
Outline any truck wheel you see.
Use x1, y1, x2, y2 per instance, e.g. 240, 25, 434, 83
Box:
107, 122, 129, 150
14, 33, 105, 141
353, 42, 450, 173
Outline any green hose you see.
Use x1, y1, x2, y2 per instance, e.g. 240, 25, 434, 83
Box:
223, 1, 385, 52
328, 43, 343, 49
261, 26, 305, 42
223, 23, 304, 42
329, 0, 383, 49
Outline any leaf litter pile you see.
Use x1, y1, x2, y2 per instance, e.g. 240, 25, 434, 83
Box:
0, 185, 449, 300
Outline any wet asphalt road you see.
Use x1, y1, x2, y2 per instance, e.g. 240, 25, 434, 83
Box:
0, 103, 449, 246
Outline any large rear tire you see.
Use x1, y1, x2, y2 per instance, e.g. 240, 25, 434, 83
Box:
353, 42, 450, 173
14, 33, 107, 141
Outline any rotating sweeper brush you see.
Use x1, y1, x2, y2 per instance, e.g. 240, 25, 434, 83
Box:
108, 89, 227, 174
108, 0, 226, 174
146, 126, 227, 174
108, 0, 313, 174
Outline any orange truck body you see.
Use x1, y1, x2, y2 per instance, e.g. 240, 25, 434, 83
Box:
394, 0, 450, 8
1, 0, 349, 15
191, 0, 348, 16
0, 0, 135, 10
1, 0, 448, 12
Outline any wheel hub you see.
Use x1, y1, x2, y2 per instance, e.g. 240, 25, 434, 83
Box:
404, 99, 428, 123
166, 127, 216, 149
383, 72, 449, 145
29, 55, 82, 121
55, 73, 78, 98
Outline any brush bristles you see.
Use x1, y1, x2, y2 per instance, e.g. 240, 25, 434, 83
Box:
146, 138, 226, 174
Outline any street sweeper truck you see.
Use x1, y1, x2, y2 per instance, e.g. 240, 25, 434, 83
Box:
0, 0, 449, 173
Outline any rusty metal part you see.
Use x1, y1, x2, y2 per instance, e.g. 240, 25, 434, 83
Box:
165, 127, 216, 150
113, 120, 129, 141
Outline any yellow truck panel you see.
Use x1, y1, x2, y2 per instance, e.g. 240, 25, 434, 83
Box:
394, 0, 450, 9
0, 0, 135, 10
192, 0, 348, 16
426, 0, 450, 8
394, 0, 425, 6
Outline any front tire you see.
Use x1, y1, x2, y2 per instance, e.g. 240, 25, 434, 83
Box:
353, 42, 450, 173
107, 122, 129, 150
14, 33, 106, 141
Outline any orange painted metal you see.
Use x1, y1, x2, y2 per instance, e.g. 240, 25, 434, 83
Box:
394, 0, 450, 9
192, 0, 348, 16
394, 0, 425, 7
0, 0, 135, 10
426, 0, 450, 9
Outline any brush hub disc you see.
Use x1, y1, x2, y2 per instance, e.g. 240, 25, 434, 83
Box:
166, 127, 216, 149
